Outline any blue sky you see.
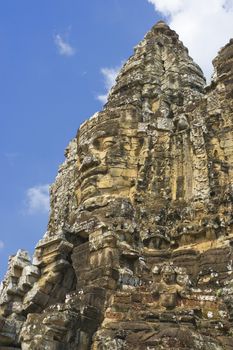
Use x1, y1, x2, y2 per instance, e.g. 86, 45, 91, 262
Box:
0, 0, 233, 280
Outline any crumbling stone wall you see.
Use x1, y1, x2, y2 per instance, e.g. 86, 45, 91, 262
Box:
1, 21, 233, 350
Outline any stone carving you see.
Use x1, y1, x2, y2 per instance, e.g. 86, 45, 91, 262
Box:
150, 264, 188, 310
1, 21, 233, 349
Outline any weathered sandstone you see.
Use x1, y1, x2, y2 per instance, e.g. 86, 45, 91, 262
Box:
1, 21, 233, 349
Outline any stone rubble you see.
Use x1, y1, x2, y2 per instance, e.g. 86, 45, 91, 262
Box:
1, 21, 233, 349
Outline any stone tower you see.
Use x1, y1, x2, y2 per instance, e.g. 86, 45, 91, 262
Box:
1, 21, 233, 349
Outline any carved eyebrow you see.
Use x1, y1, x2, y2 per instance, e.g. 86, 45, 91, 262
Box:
102, 138, 115, 143
92, 131, 106, 139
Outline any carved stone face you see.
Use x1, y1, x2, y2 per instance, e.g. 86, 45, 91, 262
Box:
75, 108, 143, 209
162, 271, 176, 284
74, 101, 211, 249
161, 266, 177, 284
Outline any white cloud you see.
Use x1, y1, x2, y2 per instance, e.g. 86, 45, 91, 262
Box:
148, 0, 185, 15
147, 0, 233, 81
0, 241, 4, 249
25, 184, 50, 214
97, 94, 109, 104
97, 66, 122, 104
54, 34, 76, 56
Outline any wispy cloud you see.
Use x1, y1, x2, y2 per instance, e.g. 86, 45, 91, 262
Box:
97, 65, 122, 104
25, 184, 50, 214
0, 241, 4, 250
97, 95, 108, 104
54, 34, 76, 57
147, 0, 233, 81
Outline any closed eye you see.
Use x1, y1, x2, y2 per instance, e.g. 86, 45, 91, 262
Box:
92, 137, 116, 151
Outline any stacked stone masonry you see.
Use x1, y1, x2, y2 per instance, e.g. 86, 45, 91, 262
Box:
1, 21, 233, 349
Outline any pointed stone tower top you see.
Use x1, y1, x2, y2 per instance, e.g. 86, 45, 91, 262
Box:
151, 20, 172, 31
154, 20, 167, 26
106, 21, 205, 110
142, 20, 177, 38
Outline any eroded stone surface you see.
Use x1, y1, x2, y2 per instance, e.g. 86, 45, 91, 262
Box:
1, 21, 233, 349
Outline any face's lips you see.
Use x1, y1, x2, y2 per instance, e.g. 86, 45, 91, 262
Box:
77, 165, 108, 187
81, 184, 99, 202
80, 176, 99, 192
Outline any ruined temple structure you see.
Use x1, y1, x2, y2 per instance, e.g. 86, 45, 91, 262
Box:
1, 21, 233, 349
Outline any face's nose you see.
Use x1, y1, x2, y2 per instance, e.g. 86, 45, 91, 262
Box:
79, 154, 101, 172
